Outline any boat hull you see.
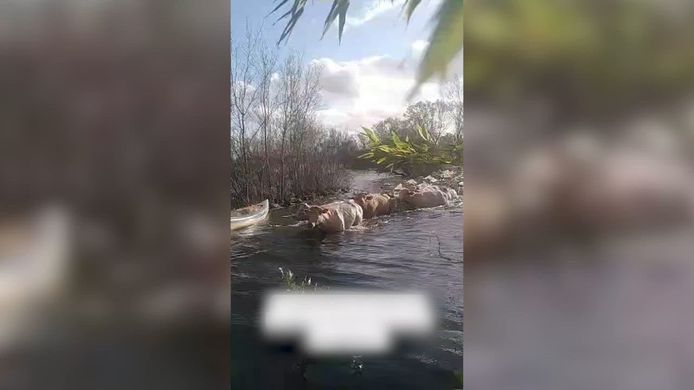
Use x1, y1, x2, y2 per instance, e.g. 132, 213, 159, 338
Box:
230, 200, 269, 231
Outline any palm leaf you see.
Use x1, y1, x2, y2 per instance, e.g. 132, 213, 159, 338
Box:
361, 127, 380, 144
337, 0, 350, 43
402, 0, 422, 24
268, 0, 291, 17
391, 131, 408, 149
408, 0, 464, 100
273, 0, 309, 45
321, 0, 351, 43
416, 126, 433, 143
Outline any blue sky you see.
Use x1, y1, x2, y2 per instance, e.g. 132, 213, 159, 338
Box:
231, 0, 456, 130
231, 0, 440, 61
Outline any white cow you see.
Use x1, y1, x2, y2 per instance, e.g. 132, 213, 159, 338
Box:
398, 187, 448, 209
306, 200, 364, 233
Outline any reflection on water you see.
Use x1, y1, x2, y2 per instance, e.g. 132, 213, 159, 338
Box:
230, 171, 463, 388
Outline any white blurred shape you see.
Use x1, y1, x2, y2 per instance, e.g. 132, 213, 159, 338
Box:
261, 291, 435, 356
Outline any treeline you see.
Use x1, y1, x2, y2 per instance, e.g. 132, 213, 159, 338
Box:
231, 30, 358, 207
369, 78, 463, 146
357, 78, 463, 176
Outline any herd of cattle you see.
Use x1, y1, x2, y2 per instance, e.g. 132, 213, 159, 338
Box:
295, 182, 460, 233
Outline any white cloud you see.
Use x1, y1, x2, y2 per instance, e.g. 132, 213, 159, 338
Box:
409, 39, 432, 71
411, 39, 429, 58
311, 52, 442, 131
345, 0, 405, 28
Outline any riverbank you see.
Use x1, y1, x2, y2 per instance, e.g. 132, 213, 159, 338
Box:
375, 165, 464, 196
268, 166, 464, 211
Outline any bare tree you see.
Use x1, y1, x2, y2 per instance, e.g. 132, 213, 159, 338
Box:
403, 100, 452, 145
231, 26, 260, 202
253, 41, 278, 197
230, 30, 350, 207
443, 74, 463, 142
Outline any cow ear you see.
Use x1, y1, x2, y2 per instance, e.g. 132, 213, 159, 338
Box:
321, 208, 330, 213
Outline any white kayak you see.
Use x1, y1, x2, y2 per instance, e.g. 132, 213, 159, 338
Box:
230, 199, 269, 231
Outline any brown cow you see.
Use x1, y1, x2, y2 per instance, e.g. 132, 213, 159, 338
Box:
352, 193, 393, 219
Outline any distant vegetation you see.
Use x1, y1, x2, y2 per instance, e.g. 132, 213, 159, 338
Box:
231, 29, 358, 208
357, 81, 463, 176
359, 126, 463, 177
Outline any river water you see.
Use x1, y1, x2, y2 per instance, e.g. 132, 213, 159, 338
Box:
230, 170, 463, 389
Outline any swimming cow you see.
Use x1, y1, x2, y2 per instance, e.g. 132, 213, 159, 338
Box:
352, 193, 394, 219
398, 187, 449, 209
306, 200, 364, 233
297, 201, 341, 221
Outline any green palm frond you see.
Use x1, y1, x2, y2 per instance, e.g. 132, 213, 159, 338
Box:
272, 0, 309, 45
416, 126, 433, 143
361, 126, 381, 144
358, 127, 458, 175
402, 0, 423, 24
408, 0, 464, 100
321, 0, 351, 43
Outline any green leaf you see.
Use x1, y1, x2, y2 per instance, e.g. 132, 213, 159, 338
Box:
268, 0, 291, 17
403, 0, 422, 24
321, 0, 351, 44
274, 0, 309, 45
376, 157, 388, 165
321, 0, 340, 39
337, 0, 349, 43
361, 127, 380, 144
391, 131, 409, 149
416, 126, 432, 142
408, 0, 464, 100
358, 152, 374, 159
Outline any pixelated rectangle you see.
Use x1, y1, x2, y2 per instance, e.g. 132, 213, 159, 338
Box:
261, 290, 436, 356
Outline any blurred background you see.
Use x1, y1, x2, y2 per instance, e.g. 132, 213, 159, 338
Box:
0, 1, 230, 388
465, 0, 694, 389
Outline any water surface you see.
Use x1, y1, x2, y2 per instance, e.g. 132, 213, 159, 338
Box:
231, 171, 463, 389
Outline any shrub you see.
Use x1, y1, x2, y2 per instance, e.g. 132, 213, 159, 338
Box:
358, 127, 463, 176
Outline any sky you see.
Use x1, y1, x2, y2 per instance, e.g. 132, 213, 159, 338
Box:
231, 0, 462, 131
